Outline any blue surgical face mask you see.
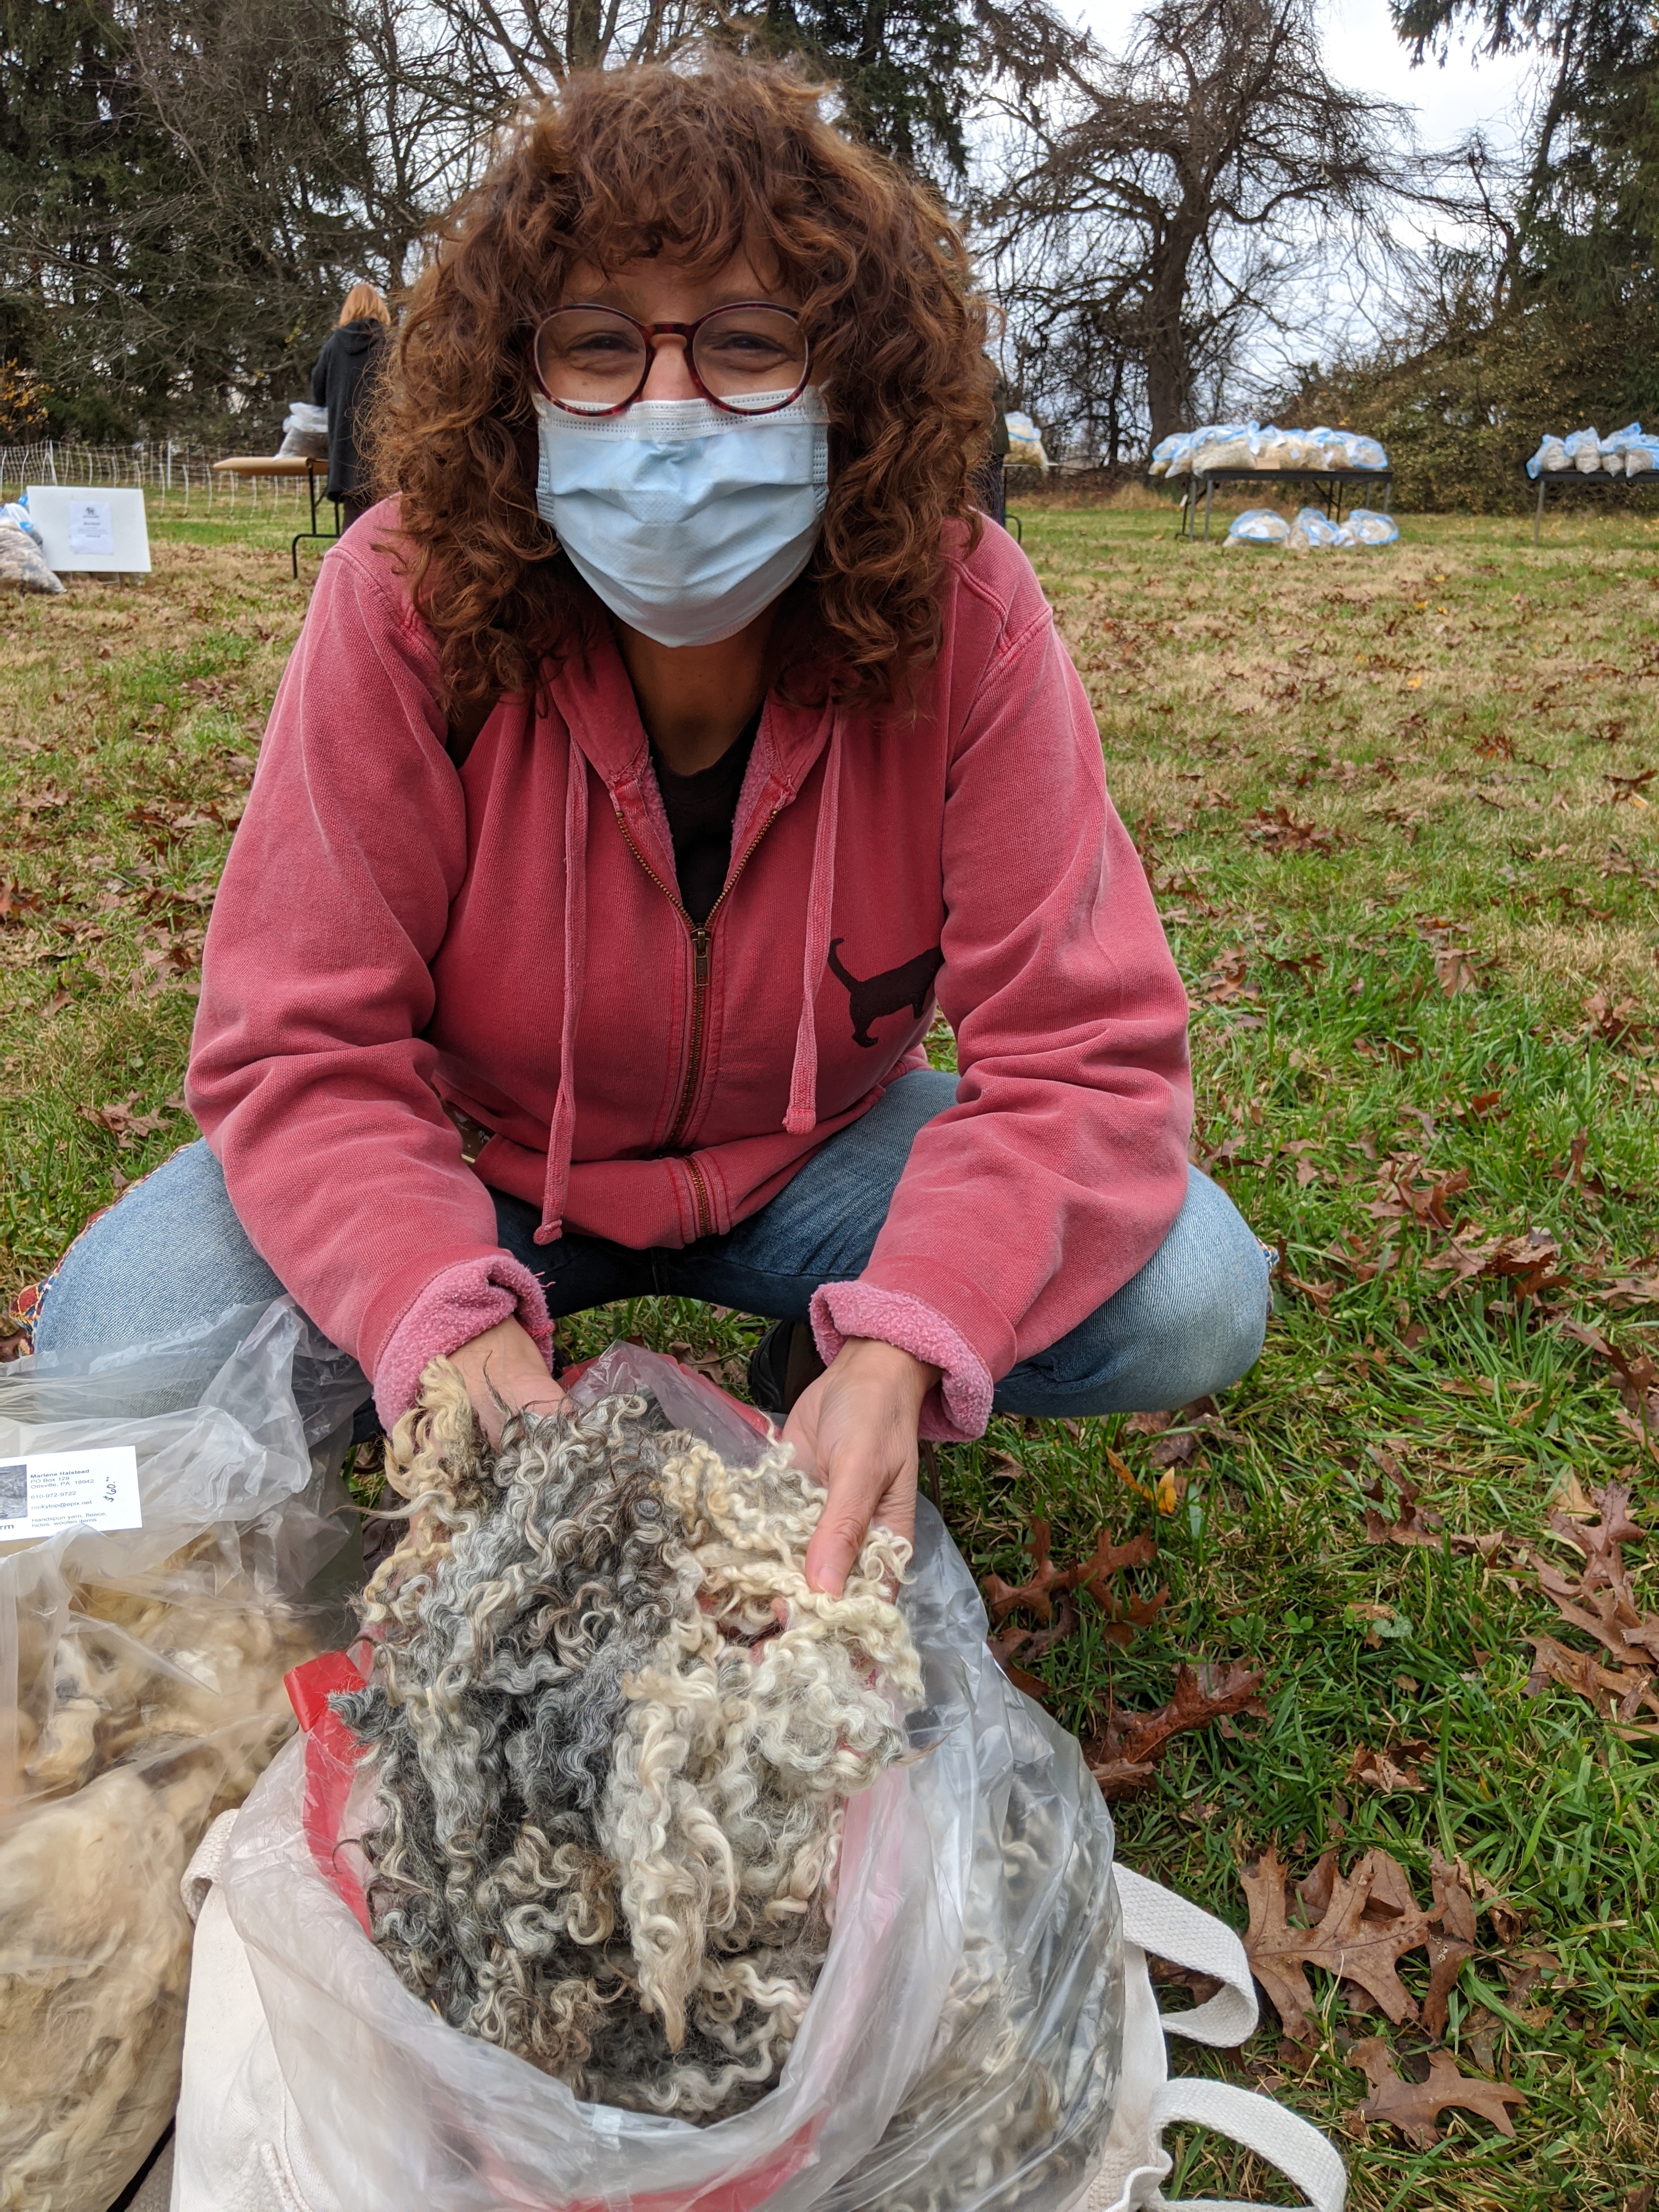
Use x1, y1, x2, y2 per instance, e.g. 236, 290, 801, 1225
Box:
533, 389, 829, 648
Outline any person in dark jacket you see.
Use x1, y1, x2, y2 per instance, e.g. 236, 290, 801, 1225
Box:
975, 367, 1011, 526
311, 284, 391, 522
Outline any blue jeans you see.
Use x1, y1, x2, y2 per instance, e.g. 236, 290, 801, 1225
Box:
33, 1071, 1271, 1417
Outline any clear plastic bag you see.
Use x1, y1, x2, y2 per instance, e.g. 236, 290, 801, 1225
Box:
1286, 505, 1342, 550
0, 518, 63, 595
1343, 435, 1388, 471
0, 1298, 365, 2212
1565, 426, 1604, 472
0, 498, 44, 549
1189, 427, 1252, 472
1003, 411, 1049, 469
1224, 507, 1290, 546
277, 400, 331, 461
1527, 435, 1569, 478
1346, 507, 1398, 545
222, 1344, 1125, 2212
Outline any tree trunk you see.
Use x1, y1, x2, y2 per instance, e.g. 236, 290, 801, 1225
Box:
1142, 263, 1191, 445
568, 0, 603, 69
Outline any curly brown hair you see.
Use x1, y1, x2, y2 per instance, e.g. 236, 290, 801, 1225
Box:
373, 58, 991, 720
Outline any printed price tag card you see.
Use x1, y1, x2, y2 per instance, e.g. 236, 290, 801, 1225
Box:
0, 1446, 142, 1538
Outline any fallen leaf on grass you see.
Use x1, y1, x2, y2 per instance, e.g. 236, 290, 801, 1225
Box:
78, 1093, 179, 1149
1084, 1662, 1266, 1799
1242, 1845, 1495, 2045
0, 877, 44, 923
1364, 1154, 1471, 1233
1349, 2038, 1525, 2148
1582, 991, 1651, 1050
1359, 1467, 1506, 1558
1421, 1231, 1567, 1301
1525, 1633, 1659, 1732
1240, 1846, 1432, 2042
982, 1525, 1256, 1795
1433, 946, 1480, 994
1362, 1461, 1442, 1547
1453, 1088, 1509, 1122
1499, 1946, 1560, 2008
1273, 1238, 1336, 1312
1249, 806, 1341, 854
1193, 947, 1260, 1007
1103, 1442, 1186, 1515
1346, 1741, 1432, 1793
1519, 1477, 1659, 1733
13, 783, 73, 817
1557, 1317, 1659, 1436
1471, 1869, 1524, 1945
981, 1519, 1160, 1626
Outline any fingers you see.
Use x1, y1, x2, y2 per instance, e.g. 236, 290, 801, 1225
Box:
804, 1484, 889, 1599
785, 1340, 933, 1596
477, 1373, 567, 1448
448, 1318, 565, 1446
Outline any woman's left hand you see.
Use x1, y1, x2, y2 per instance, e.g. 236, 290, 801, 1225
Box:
785, 1338, 940, 1596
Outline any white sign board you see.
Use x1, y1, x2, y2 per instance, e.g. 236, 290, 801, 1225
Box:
25, 484, 151, 574
0, 1445, 142, 1539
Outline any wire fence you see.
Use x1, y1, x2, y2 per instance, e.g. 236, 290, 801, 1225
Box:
0, 439, 318, 512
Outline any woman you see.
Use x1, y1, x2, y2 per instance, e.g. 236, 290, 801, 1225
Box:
310, 282, 391, 523
35, 61, 1271, 1597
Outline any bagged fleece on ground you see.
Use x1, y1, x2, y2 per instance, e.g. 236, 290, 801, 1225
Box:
1346, 507, 1399, 544
0, 1297, 364, 2212
1286, 506, 1345, 550
1226, 508, 1291, 545
174, 1344, 1345, 2212
0, 518, 62, 594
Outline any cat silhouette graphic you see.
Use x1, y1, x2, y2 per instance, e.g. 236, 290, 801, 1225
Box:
826, 938, 945, 1047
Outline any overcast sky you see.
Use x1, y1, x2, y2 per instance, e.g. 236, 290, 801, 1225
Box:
1068, 0, 1541, 156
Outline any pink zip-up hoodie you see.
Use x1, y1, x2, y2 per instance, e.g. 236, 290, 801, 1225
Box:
187, 503, 1193, 1438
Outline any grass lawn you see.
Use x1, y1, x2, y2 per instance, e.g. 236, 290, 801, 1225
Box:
3, 495, 1657, 2209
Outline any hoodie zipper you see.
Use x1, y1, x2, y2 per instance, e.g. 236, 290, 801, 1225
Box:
613, 804, 780, 1236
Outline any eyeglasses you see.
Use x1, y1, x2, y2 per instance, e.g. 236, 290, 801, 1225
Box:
532, 302, 811, 417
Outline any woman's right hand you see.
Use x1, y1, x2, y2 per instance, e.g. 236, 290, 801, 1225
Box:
448, 1316, 566, 1445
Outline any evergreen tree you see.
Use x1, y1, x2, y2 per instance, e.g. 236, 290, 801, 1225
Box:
749, 0, 976, 180
0, 0, 375, 438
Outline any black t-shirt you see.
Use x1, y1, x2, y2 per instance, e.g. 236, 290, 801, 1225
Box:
650, 712, 760, 927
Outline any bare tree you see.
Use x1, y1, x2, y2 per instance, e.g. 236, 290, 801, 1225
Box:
978, 0, 1416, 448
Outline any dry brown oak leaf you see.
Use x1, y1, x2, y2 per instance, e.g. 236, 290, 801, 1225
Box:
1086, 1662, 1266, 1801
982, 1520, 1160, 1627
984, 1521, 1167, 1700
1349, 2037, 1525, 2149
1523, 1480, 1659, 1735
1240, 1846, 1437, 2045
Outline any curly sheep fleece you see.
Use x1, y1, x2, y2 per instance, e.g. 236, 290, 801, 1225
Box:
334, 1365, 921, 2121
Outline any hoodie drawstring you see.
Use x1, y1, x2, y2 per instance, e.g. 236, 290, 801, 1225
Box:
535, 740, 590, 1245
784, 710, 843, 1137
